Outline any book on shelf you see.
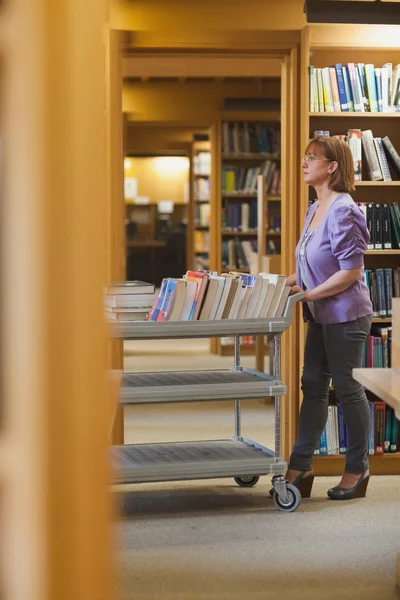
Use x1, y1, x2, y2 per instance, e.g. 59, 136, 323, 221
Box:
194, 151, 211, 176
222, 121, 280, 156
359, 202, 400, 250
222, 160, 280, 195
146, 270, 291, 323
309, 62, 400, 113
314, 393, 399, 456
195, 202, 210, 228
313, 129, 400, 184
364, 267, 400, 319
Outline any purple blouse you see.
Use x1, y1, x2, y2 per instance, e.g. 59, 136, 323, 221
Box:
295, 193, 373, 324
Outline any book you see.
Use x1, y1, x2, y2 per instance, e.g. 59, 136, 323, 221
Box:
104, 293, 156, 308
106, 280, 155, 295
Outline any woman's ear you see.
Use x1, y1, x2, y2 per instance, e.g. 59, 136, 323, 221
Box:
328, 161, 338, 174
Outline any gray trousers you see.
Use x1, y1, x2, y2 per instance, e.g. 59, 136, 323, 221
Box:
289, 315, 372, 474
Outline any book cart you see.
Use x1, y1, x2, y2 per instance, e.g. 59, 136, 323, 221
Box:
108, 293, 303, 512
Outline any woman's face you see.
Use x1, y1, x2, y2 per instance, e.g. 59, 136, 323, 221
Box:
301, 147, 334, 188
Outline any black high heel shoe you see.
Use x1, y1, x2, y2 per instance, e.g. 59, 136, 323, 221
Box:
327, 469, 370, 500
269, 470, 315, 499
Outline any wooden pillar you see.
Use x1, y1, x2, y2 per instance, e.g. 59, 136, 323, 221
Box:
106, 27, 125, 445
280, 48, 300, 461
1, 0, 114, 598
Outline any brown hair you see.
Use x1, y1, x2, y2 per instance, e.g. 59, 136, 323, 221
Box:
305, 135, 355, 193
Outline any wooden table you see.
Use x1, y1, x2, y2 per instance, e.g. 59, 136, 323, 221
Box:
353, 297, 400, 588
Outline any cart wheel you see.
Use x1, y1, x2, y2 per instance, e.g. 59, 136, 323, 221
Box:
272, 483, 301, 512
234, 476, 260, 488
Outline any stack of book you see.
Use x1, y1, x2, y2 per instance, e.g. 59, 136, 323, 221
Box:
309, 62, 400, 113
104, 280, 156, 321
147, 270, 291, 322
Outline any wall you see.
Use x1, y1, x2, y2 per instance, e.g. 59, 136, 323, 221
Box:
124, 156, 190, 205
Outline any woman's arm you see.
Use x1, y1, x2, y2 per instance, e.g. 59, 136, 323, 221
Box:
286, 273, 297, 287
298, 268, 362, 302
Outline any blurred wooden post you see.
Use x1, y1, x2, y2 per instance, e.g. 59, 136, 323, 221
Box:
106, 28, 125, 445
0, 0, 114, 599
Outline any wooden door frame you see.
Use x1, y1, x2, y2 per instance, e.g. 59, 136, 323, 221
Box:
113, 45, 300, 461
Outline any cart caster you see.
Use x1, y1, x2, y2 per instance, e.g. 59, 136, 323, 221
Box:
234, 476, 260, 488
272, 483, 301, 512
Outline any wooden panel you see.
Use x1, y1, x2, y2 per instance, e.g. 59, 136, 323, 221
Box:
110, 0, 306, 34
123, 55, 282, 78
314, 454, 400, 476
393, 299, 400, 371
1, 1, 112, 599
298, 26, 311, 416
280, 49, 300, 461
309, 23, 400, 50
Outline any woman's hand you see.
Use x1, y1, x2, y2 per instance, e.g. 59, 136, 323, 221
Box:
290, 285, 312, 301
290, 285, 304, 295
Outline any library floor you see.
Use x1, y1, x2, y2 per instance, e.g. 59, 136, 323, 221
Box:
115, 339, 400, 600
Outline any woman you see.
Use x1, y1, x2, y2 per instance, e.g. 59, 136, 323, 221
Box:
287, 135, 373, 500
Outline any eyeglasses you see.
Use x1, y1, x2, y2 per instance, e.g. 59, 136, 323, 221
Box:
301, 156, 334, 166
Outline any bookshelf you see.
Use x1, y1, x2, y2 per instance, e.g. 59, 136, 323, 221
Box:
300, 24, 400, 476
213, 112, 282, 357
190, 140, 211, 271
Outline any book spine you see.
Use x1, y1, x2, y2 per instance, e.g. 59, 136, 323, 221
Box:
384, 406, 392, 452
376, 268, 387, 317
374, 203, 382, 250
342, 66, 354, 112
381, 203, 392, 250
335, 64, 348, 111
347, 129, 362, 181
337, 405, 347, 454
384, 268, 393, 317
366, 203, 375, 249
368, 402, 375, 455
374, 402, 386, 454
382, 136, 400, 177
329, 66, 341, 112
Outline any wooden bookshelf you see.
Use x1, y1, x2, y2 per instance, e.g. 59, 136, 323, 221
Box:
190, 139, 211, 271
300, 24, 400, 476
210, 109, 283, 360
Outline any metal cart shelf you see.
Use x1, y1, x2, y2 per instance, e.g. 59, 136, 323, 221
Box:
109, 292, 303, 512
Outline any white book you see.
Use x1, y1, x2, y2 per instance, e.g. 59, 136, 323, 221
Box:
258, 283, 276, 318
243, 275, 264, 318
206, 276, 226, 320
252, 276, 272, 318
104, 305, 151, 313
214, 276, 232, 320
104, 293, 156, 308
259, 274, 287, 317
105, 311, 148, 322
228, 283, 246, 319
106, 280, 155, 295
361, 130, 382, 181
274, 285, 291, 318
178, 280, 197, 321
237, 286, 253, 319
